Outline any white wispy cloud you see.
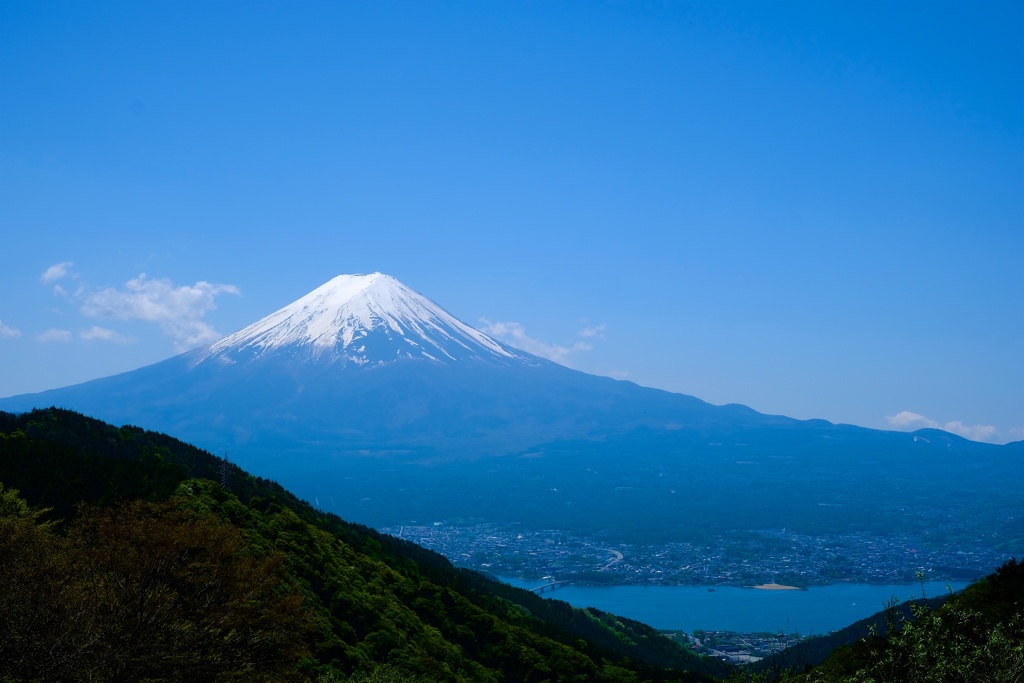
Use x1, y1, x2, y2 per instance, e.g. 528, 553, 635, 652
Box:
79, 326, 135, 344
0, 320, 22, 338
886, 411, 939, 430
38, 328, 73, 343
80, 274, 240, 351
942, 421, 998, 443
885, 410, 1001, 444
479, 319, 604, 365
41, 261, 74, 284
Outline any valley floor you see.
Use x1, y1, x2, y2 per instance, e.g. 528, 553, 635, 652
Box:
381, 522, 1008, 587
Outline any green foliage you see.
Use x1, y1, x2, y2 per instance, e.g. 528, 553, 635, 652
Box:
0, 489, 309, 682
1, 408, 719, 682
784, 558, 1024, 683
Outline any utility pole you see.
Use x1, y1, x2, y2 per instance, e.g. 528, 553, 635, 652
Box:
220, 451, 232, 492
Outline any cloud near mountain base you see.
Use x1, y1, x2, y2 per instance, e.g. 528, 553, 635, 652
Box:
479, 319, 603, 366
886, 410, 1000, 444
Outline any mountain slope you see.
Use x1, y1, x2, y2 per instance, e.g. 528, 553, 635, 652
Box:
0, 407, 728, 682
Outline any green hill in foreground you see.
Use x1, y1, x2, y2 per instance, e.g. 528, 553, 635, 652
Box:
0, 408, 727, 683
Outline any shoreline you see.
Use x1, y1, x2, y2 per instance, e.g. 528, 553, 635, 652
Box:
500, 576, 972, 591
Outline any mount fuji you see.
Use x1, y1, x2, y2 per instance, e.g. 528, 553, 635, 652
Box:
195, 273, 529, 368
0, 272, 754, 461
2, 273, 1021, 542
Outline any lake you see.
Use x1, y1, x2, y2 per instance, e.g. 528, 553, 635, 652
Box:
500, 578, 969, 635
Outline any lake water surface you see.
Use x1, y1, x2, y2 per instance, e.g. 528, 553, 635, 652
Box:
500, 578, 968, 635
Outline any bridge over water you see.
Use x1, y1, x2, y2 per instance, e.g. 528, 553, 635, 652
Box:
529, 580, 573, 594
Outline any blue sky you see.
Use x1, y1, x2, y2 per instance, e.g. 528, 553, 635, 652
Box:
1, 1, 1021, 443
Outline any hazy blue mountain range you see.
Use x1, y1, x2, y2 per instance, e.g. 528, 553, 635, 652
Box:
3, 273, 1022, 548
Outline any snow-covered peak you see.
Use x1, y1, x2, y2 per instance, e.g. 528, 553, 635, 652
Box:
194, 273, 528, 367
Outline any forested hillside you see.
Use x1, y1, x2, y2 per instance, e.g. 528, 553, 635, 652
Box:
0, 408, 727, 682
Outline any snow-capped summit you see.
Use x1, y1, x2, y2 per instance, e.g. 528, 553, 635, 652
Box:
194, 273, 528, 368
